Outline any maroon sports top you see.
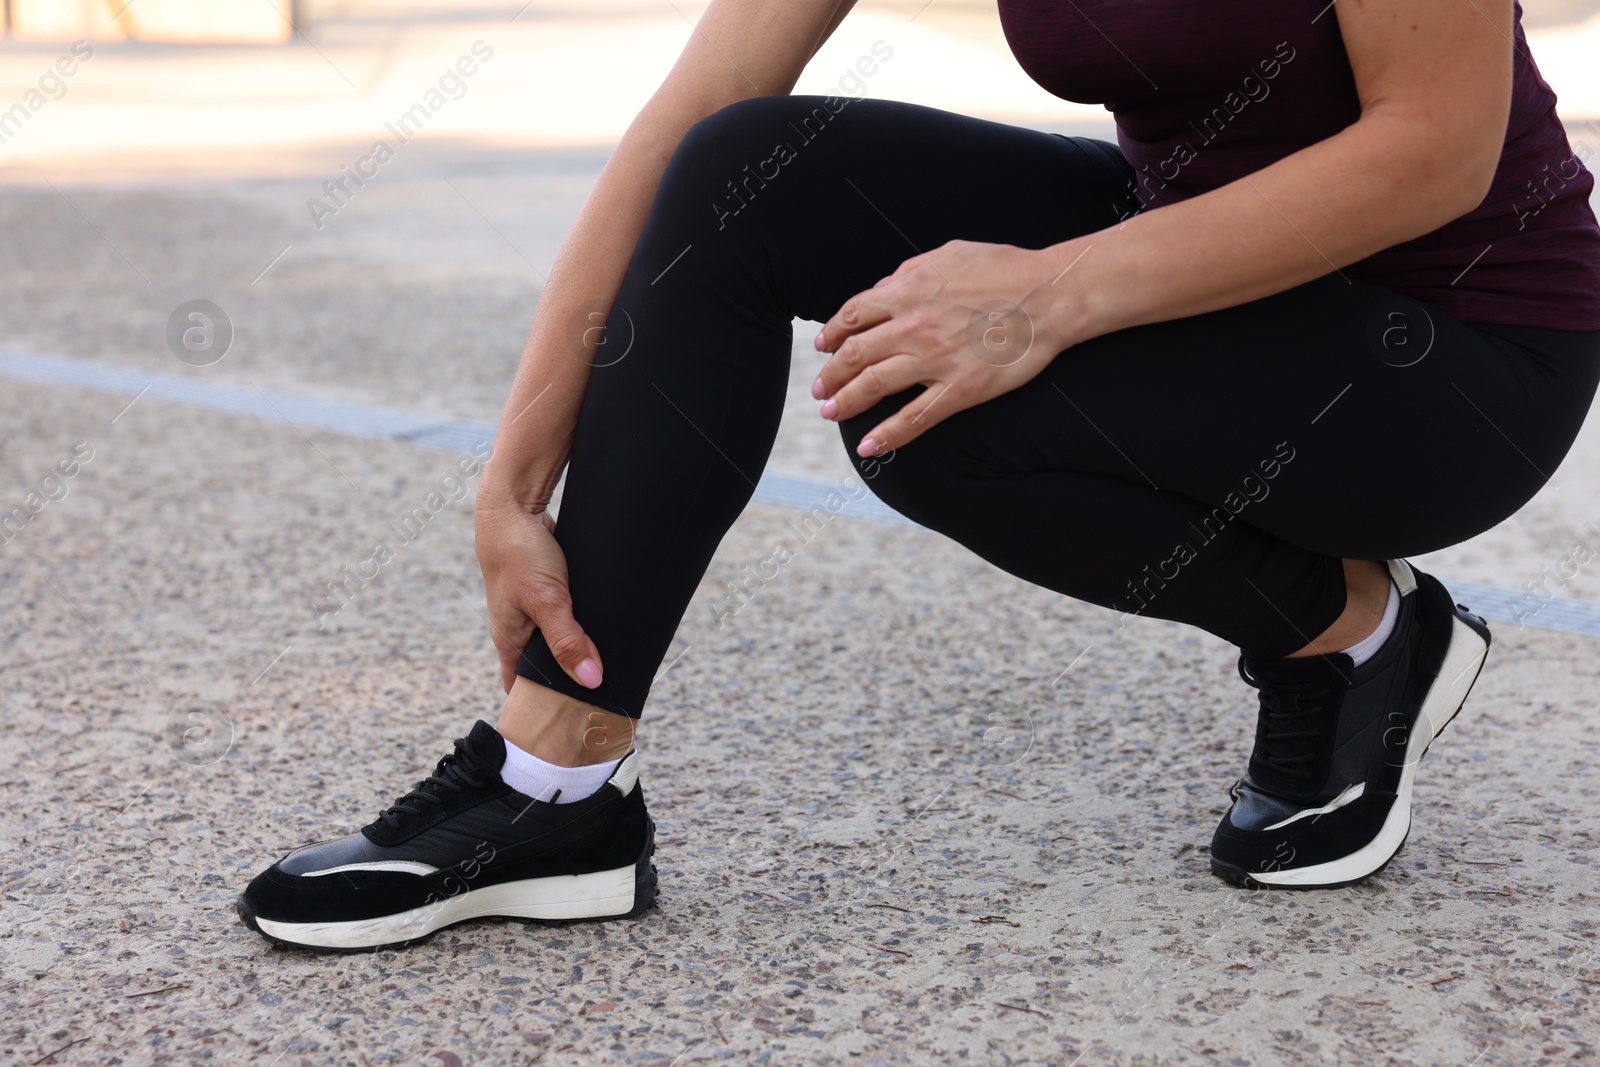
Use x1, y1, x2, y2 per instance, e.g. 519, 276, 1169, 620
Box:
997, 0, 1600, 330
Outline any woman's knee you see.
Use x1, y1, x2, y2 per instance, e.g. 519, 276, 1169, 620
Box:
836, 394, 964, 521
668, 96, 835, 185
661, 94, 878, 230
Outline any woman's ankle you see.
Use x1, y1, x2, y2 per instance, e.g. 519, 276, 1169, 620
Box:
496, 676, 637, 767
1282, 558, 1393, 660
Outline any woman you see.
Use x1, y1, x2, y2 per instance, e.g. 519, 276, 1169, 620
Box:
239, 0, 1600, 950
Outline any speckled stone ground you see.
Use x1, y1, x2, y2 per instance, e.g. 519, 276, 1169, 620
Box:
4, 157, 1600, 1065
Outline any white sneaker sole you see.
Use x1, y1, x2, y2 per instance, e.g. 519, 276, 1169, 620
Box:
252, 863, 641, 950
1247, 610, 1489, 888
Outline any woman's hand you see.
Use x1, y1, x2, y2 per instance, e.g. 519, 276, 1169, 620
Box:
811, 239, 1083, 455
474, 497, 604, 694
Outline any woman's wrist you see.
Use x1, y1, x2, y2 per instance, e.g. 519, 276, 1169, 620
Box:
1020, 240, 1111, 356
477, 457, 562, 516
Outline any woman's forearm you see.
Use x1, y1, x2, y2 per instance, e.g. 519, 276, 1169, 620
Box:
482, 0, 854, 510
1033, 109, 1505, 348
481, 95, 723, 511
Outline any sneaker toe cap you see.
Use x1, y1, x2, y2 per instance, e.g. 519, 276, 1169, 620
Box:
1211, 790, 1397, 881
241, 852, 437, 925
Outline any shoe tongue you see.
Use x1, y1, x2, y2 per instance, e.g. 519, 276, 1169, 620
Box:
463, 720, 508, 771
1241, 653, 1350, 802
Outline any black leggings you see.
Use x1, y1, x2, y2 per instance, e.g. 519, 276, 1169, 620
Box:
515, 95, 1600, 720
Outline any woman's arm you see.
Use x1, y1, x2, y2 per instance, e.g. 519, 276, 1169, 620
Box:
814, 0, 1516, 454
484, 0, 859, 510
477, 0, 858, 690
1034, 0, 1514, 343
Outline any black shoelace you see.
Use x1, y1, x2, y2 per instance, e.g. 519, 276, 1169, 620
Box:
1238, 658, 1334, 784
371, 736, 492, 833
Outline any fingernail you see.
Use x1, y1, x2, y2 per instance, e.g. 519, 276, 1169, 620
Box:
575, 658, 602, 688
813, 331, 825, 351
857, 436, 879, 457
820, 399, 837, 420
811, 375, 825, 399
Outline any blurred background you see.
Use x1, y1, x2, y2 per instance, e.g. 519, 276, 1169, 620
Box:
0, 0, 1123, 180
0, 0, 1595, 179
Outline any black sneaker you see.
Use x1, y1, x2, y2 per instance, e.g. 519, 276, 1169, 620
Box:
236, 721, 658, 951
1210, 559, 1491, 889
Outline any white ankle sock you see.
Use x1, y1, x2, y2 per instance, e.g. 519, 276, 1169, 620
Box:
1341, 577, 1400, 667
498, 735, 620, 804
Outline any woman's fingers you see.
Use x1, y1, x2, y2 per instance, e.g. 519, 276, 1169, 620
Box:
814, 286, 897, 365
490, 609, 536, 693
818, 353, 928, 422
856, 379, 962, 457
522, 578, 605, 690
814, 312, 922, 400
477, 505, 604, 693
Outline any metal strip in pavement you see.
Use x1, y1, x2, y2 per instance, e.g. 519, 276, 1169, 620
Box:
3, 348, 1596, 639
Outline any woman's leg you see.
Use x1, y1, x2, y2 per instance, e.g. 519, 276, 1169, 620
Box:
835, 275, 1600, 658
824, 262, 1598, 888
510, 95, 1143, 723
239, 98, 1159, 948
